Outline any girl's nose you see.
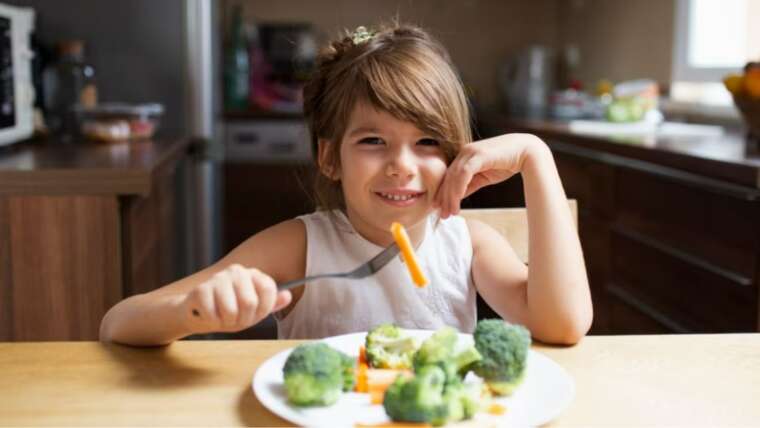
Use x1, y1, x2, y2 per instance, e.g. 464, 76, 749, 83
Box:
385, 146, 417, 178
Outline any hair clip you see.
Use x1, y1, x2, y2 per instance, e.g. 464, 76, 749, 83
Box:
351, 26, 374, 45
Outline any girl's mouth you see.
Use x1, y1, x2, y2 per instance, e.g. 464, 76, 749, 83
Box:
374, 191, 426, 207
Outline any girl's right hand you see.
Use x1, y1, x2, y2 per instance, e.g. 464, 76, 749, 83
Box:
181, 264, 292, 334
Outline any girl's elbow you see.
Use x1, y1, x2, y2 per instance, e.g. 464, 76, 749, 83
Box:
99, 310, 116, 343
560, 308, 593, 345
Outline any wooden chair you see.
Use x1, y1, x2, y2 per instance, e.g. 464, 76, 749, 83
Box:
460, 200, 578, 264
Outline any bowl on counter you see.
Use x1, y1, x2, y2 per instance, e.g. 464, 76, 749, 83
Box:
732, 94, 760, 140
74, 103, 164, 143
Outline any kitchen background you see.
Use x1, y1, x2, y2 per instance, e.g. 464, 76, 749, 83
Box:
1, 0, 759, 341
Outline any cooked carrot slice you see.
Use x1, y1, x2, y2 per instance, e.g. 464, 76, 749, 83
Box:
390, 222, 428, 287
355, 423, 431, 428
358, 346, 367, 366
369, 388, 385, 405
365, 369, 412, 404
355, 362, 369, 393
487, 403, 506, 415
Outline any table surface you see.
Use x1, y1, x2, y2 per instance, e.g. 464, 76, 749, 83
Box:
1, 334, 759, 426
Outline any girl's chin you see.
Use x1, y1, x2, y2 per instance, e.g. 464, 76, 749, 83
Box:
349, 207, 432, 227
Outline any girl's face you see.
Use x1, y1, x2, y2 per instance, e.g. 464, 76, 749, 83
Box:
327, 102, 448, 246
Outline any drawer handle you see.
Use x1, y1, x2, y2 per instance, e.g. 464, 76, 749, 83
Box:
235, 133, 260, 145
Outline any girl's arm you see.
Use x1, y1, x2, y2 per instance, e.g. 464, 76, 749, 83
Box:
437, 134, 592, 344
99, 219, 306, 346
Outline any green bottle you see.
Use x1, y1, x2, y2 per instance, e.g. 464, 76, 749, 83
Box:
224, 5, 249, 110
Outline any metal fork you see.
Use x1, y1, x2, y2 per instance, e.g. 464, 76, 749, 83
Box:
277, 242, 400, 291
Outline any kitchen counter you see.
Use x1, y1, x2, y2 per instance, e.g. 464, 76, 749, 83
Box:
0, 137, 191, 341
0, 137, 191, 196
1, 334, 759, 426
485, 117, 760, 190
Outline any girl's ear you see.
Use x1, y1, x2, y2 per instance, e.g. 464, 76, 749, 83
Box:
317, 138, 340, 180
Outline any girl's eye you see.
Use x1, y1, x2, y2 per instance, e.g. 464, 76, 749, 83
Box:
417, 138, 440, 146
358, 137, 384, 145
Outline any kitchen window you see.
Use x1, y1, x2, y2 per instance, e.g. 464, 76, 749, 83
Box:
670, 0, 760, 108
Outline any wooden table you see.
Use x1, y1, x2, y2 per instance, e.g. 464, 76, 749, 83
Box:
1, 334, 759, 426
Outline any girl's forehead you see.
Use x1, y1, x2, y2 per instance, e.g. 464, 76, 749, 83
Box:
345, 102, 424, 135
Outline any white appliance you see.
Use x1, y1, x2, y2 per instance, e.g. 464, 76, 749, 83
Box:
225, 119, 311, 162
0, 3, 34, 147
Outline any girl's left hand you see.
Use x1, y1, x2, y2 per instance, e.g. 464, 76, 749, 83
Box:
434, 134, 542, 218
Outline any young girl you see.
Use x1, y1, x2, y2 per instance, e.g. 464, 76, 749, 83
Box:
100, 23, 592, 346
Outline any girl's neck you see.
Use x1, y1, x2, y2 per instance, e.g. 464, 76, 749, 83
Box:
340, 208, 430, 249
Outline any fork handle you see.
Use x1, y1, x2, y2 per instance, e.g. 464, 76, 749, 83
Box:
277, 272, 348, 291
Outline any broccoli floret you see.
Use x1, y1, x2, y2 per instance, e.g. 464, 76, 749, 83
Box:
384, 366, 481, 426
341, 352, 356, 391
282, 343, 353, 406
383, 365, 449, 426
413, 327, 481, 383
472, 319, 531, 396
442, 380, 483, 421
413, 327, 457, 369
453, 344, 482, 378
365, 324, 418, 369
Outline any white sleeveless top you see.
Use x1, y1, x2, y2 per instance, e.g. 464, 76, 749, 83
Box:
276, 210, 477, 339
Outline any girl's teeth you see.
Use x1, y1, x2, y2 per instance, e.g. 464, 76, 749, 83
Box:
381, 193, 415, 201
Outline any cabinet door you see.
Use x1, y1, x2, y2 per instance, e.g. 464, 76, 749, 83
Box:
121, 161, 180, 297
553, 151, 615, 334
0, 195, 121, 340
608, 167, 760, 333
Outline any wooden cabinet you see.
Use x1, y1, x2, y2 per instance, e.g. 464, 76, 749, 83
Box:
479, 116, 760, 334
552, 146, 760, 334
0, 139, 189, 341
223, 162, 315, 252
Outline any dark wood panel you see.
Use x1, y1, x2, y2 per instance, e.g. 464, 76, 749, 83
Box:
616, 168, 758, 278
0, 198, 12, 340
554, 152, 615, 219
8, 196, 122, 340
610, 229, 756, 332
607, 287, 674, 334
464, 175, 525, 209
121, 163, 179, 297
223, 163, 315, 252
578, 212, 610, 333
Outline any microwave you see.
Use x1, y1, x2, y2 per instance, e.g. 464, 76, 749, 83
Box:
0, 3, 34, 147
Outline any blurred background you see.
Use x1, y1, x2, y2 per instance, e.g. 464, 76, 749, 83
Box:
1, 0, 759, 341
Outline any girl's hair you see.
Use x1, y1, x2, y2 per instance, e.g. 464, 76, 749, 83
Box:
303, 22, 472, 211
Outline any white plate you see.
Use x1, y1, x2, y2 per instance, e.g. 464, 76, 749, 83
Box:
253, 329, 574, 427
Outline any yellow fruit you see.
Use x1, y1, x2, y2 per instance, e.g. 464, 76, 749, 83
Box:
723, 74, 744, 96
745, 69, 760, 99
596, 79, 613, 96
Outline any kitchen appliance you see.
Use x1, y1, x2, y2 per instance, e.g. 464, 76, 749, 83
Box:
184, 0, 223, 272
499, 45, 554, 118
0, 3, 34, 147
225, 119, 311, 162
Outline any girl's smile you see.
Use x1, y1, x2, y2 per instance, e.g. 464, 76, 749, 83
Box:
373, 189, 427, 207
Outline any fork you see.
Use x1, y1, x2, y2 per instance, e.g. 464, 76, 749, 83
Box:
190, 242, 400, 318
277, 242, 400, 291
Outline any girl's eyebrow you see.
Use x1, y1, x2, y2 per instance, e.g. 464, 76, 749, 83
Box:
347, 126, 381, 137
